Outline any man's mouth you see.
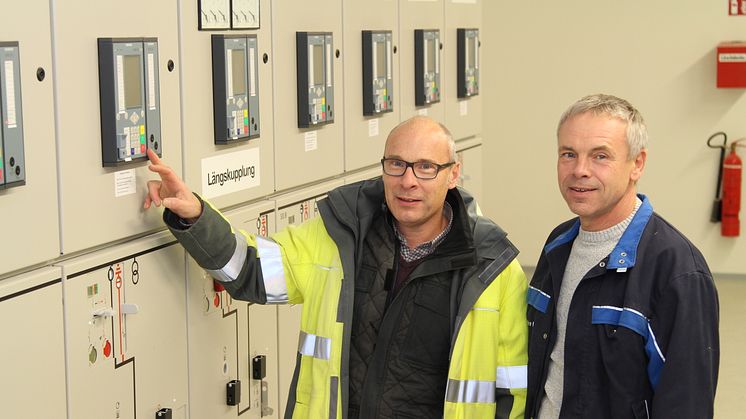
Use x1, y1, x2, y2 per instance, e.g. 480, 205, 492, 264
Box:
570, 187, 595, 193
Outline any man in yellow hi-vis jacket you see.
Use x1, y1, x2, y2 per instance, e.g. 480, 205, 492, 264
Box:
144, 116, 528, 418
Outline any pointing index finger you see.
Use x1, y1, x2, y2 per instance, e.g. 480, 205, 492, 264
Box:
147, 148, 162, 165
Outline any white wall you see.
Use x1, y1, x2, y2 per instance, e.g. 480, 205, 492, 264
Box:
482, 1, 746, 275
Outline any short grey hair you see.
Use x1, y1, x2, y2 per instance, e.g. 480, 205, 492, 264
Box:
388, 116, 457, 162
557, 94, 648, 160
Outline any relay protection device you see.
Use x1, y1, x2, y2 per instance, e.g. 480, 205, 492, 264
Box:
296, 32, 334, 128
414, 29, 440, 106
0, 42, 25, 189
457, 28, 479, 98
362, 30, 393, 116
98, 38, 162, 167
212, 34, 260, 144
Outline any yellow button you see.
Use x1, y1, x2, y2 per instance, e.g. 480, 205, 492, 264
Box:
140, 125, 145, 134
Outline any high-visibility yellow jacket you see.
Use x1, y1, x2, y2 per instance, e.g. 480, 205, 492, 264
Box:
166, 179, 528, 419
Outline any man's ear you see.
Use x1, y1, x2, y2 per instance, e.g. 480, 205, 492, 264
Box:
631, 148, 647, 182
448, 161, 462, 189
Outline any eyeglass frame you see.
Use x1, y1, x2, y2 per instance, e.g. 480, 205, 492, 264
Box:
380, 157, 456, 180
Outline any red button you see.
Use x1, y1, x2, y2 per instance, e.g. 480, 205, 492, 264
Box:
140, 144, 146, 153
103, 339, 112, 358
213, 293, 220, 308
213, 281, 225, 292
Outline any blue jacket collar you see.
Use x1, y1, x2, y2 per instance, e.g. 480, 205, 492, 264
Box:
544, 194, 653, 270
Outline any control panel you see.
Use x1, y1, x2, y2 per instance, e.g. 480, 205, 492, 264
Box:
414, 29, 440, 106
362, 30, 393, 116
296, 32, 334, 128
0, 42, 25, 189
457, 28, 479, 98
98, 38, 162, 167
212, 34, 260, 144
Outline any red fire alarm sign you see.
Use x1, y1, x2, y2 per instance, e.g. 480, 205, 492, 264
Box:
717, 42, 746, 88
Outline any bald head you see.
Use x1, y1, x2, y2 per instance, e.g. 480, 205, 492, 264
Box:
385, 116, 456, 162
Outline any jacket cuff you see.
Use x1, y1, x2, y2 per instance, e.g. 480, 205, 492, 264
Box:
165, 195, 237, 271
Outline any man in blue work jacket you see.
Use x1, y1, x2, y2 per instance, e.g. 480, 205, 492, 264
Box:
526, 94, 719, 419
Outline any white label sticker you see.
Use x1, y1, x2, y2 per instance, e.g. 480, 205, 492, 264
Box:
249, 47, 257, 96
147, 53, 156, 110
304, 131, 318, 151
326, 42, 332, 87
719, 53, 746, 63
475, 35, 479, 69
308, 44, 314, 86
369, 118, 380, 137
387, 39, 392, 79
460, 100, 468, 116
114, 169, 137, 197
116, 55, 125, 112
201, 148, 261, 199
4, 60, 17, 128
417, 108, 428, 116
227, 49, 234, 99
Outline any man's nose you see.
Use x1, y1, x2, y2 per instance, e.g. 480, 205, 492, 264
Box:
573, 157, 591, 177
400, 165, 419, 185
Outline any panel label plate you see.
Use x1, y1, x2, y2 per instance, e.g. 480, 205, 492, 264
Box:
201, 148, 260, 198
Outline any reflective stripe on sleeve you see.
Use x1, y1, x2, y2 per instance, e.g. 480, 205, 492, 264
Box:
206, 232, 247, 283
446, 379, 495, 403
298, 331, 332, 360
445, 365, 528, 403
496, 365, 528, 389
256, 236, 288, 303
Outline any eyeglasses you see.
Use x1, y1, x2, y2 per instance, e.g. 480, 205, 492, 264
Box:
380, 158, 455, 180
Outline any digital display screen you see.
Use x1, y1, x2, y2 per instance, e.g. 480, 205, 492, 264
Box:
467, 37, 476, 69
375, 41, 386, 79
123, 55, 142, 109
426, 39, 436, 74
313, 44, 324, 86
231, 49, 246, 96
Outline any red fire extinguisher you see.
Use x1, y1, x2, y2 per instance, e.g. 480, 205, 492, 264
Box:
721, 139, 745, 237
